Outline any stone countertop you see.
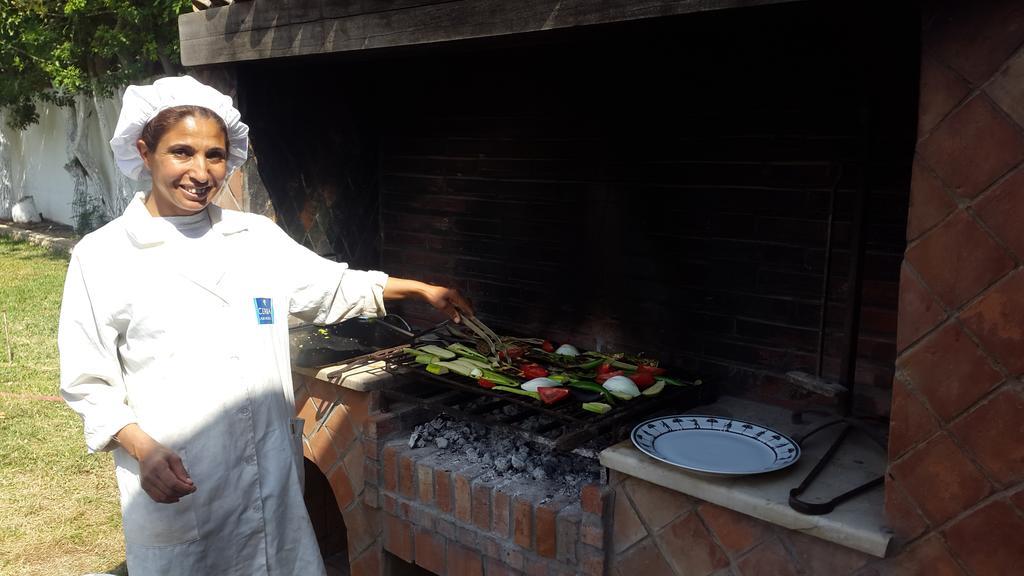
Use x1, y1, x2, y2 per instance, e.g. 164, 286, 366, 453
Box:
292, 360, 396, 392
599, 396, 892, 558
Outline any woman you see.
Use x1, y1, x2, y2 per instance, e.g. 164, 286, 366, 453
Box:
59, 75, 470, 575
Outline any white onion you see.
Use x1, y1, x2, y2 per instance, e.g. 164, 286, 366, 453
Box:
521, 377, 561, 392
602, 375, 641, 398
554, 344, 579, 356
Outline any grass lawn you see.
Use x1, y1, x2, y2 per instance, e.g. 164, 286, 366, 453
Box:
0, 237, 126, 576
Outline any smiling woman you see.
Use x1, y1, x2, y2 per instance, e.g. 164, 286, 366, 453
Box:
136, 107, 230, 216
58, 75, 474, 576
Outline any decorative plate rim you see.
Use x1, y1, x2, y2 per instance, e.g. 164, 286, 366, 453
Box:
630, 414, 802, 476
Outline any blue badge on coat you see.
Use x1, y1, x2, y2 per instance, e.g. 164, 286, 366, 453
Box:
254, 298, 274, 325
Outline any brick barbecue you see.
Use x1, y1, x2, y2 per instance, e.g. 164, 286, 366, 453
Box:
182, 0, 1024, 574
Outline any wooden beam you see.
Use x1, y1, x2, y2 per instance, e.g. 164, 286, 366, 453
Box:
179, 0, 802, 66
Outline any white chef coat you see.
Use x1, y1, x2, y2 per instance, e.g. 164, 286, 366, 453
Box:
59, 192, 388, 575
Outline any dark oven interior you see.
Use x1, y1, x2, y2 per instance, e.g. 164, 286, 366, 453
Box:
241, 1, 919, 420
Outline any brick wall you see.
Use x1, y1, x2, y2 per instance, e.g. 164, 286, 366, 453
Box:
376, 441, 609, 576
371, 4, 916, 419
881, 0, 1024, 574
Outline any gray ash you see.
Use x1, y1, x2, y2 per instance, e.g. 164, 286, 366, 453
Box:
408, 414, 600, 498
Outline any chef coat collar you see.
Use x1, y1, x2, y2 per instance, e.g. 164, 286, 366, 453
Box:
123, 191, 248, 247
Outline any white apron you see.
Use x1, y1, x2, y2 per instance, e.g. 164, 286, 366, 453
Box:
59, 193, 387, 575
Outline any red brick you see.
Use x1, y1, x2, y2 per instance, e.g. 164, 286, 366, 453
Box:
293, 382, 311, 414
513, 496, 533, 550
484, 557, 519, 576
925, 0, 1024, 85
415, 525, 447, 575
345, 441, 366, 495
435, 468, 454, 514
623, 478, 692, 532
383, 494, 398, 515
501, 546, 525, 572
351, 545, 382, 576
950, 386, 1024, 485
872, 534, 963, 576
907, 160, 958, 241
579, 545, 604, 576
655, 511, 728, 576
916, 56, 971, 137
883, 474, 929, 542
974, 167, 1024, 259
612, 485, 645, 554
580, 522, 603, 548
325, 404, 357, 453
364, 438, 380, 461
309, 425, 339, 469
906, 210, 1014, 309
307, 377, 341, 403
457, 526, 479, 548
989, 46, 1024, 127
364, 483, 380, 508
613, 537, 673, 576
383, 445, 399, 493
784, 530, 870, 575
890, 433, 992, 525
581, 484, 606, 517
454, 471, 474, 524
960, 269, 1024, 376
399, 454, 417, 499
492, 487, 511, 538
896, 263, 947, 353
736, 539, 798, 576
887, 376, 939, 459
920, 94, 1024, 199
447, 542, 483, 576
344, 504, 376, 557
555, 506, 580, 562
328, 463, 356, 510
417, 463, 435, 503
535, 501, 562, 559
340, 387, 373, 423
364, 457, 380, 489
697, 502, 769, 555
437, 518, 457, 540
411, 504, 437, 530
944, 499, 1024, 576
472, 481, 493, 531
523, 557, 547, 576
897, 322, 1003, 422
1012, 487, 1024, 512
385, 514, 414, 563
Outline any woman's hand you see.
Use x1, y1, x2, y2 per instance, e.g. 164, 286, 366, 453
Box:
115, 423, 196, 504
420, 284, 473, 323
383, 278, 474, 323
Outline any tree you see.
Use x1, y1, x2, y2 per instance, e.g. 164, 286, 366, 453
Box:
0, 0, 192, 130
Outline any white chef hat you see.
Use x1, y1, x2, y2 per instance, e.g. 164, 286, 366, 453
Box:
109, 75, 249, 180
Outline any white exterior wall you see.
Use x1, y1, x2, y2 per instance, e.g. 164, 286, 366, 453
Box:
0, 93, 141, 227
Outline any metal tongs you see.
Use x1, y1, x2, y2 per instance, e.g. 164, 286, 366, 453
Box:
459, 311, 506, 360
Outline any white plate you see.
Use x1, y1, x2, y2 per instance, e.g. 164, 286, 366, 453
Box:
631, 415, 801, 476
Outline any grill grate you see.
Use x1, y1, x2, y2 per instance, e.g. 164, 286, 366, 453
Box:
381, 356, 709, 454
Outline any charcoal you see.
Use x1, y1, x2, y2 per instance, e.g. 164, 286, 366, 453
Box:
435, 437, 449, 449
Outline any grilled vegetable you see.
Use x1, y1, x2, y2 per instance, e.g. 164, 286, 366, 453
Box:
582, 402, 612, 414
522, 377, 560, 392
521, 363, 549, 379
602, 375, 641, 399
636, 364, 667, 376
426, 364, 449, 375
656, 376, 702, 387
538, 387, 570, 405
566, 380, 616, 403
434, 360, 483, 379
418, 344, 455, 359
541, 340, 555, 352
479, 369, 519, 387
555, 344, 579, 357
628, 370, 655, 390
447, 342, 490, 362
415, 354, 439, 365
641, 381, 666, 396
493, 385, 540, 400
478, 378, 496, 389
595, 370, 625, 384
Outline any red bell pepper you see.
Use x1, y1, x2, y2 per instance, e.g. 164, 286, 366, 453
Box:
595, 370, 624, 384
537, 387, 570, 405
597, 363, 613, 375
541, 340, 555, 353
628, 371, 655, 390
636, 364, 667, 377
477, 378, 496, 389
521, 363, 549, 379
